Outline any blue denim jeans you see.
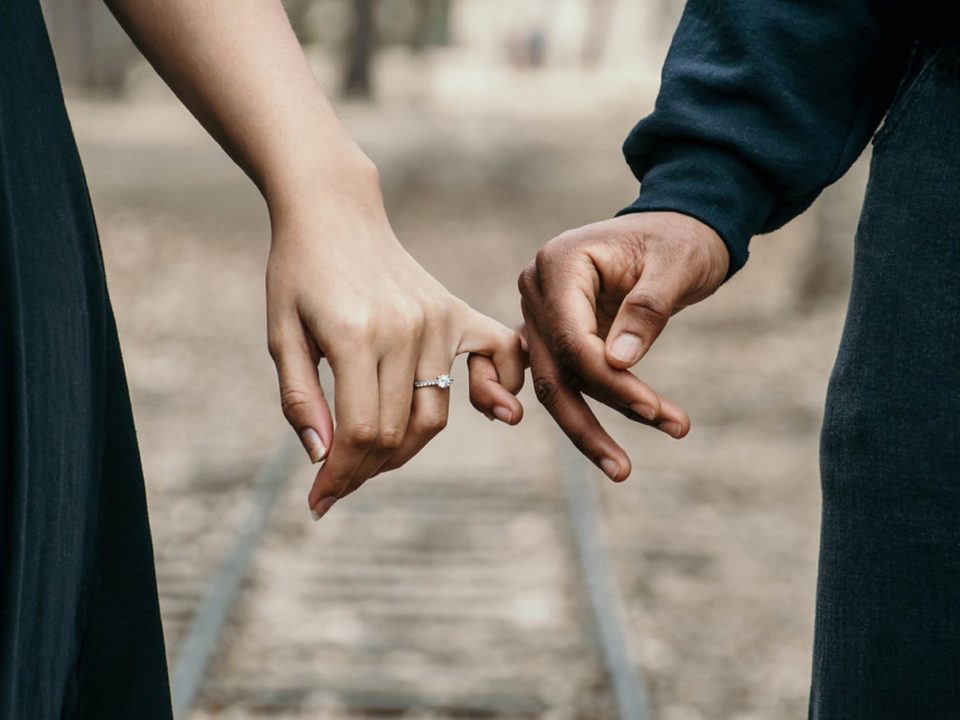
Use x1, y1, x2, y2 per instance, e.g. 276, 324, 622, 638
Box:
811, 40, 960, 719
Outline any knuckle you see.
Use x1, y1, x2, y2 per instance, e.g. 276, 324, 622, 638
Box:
533, 376, 559, 408
373, 461, 397, 477
316, 475, 346, 497
267, 336, 283, 362
533, 241, 569, 278
417, 295, 449, 323
279, 387, 312, 423
546, 229, 579, 251
501, 328, 523, 354
491, 327, 521, 359
377, 426, 405, 450
395, 301, 428, 337
344, 422, 379, 447
517, 263, 538, 298
557, 362, 582, 391
332, 311, 375, 340
533, 246, 552, 270
624, 290, 670, 322
552, 329, 585, 369
569, 428, 591, 452
415, 412, 448, 436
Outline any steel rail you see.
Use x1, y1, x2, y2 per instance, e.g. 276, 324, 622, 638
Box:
560, 438, 651, 720
170, 431, 650, 720
170, 435, 299, 719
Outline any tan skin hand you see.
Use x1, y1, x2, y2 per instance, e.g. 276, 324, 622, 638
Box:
518, 211, 729, 481
267, 163, 524, 519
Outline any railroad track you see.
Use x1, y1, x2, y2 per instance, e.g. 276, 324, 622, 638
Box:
158, 432, 650, 720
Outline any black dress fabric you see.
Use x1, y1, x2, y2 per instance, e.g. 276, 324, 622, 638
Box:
0, 1, 172, 717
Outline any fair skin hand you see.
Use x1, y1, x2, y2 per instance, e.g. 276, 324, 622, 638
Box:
106, 0, 523, 519
518, 211, 729, 481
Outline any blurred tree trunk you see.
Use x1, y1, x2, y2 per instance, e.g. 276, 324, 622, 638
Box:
42, 0, 135, 90
411, 0, 451, 52
581, 0, 616, 66
79, 0, 95, 85
435, 0, 453, 45
794, 156, 867, 313
343, 0, 377, 99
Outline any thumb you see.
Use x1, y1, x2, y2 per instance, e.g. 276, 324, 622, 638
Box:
605, 265, 687, 369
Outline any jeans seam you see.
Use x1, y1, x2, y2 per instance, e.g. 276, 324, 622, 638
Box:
872, 44, 945, 152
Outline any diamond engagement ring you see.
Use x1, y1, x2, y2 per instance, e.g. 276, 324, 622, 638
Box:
414, 374, 453, 390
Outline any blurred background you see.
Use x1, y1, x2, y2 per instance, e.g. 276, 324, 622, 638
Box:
42, 1, 869, 718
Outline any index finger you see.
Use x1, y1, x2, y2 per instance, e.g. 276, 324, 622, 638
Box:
532, 255, 663, 422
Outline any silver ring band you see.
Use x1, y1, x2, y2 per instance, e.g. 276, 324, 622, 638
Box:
414, 374, 453, 390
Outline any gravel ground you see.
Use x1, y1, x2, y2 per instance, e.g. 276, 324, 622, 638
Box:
69, 62, 862, 718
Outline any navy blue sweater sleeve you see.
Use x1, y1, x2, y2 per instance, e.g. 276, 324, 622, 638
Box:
619, 0, 913, 275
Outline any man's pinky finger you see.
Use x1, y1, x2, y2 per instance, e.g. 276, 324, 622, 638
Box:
535, 372, 631, 482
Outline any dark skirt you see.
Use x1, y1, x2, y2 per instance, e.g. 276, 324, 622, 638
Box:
812, 40, 960, 719
0, 1, 172, 717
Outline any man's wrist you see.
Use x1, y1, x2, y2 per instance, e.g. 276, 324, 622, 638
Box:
619, 140, 776, 278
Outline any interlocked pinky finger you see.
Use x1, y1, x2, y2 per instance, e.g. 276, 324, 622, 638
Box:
467, 353, 522, 425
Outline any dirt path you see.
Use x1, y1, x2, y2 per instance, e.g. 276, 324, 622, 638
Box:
71, 72, 854, 718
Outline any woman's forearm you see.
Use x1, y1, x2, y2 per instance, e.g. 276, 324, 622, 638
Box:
105, 0, 373, 208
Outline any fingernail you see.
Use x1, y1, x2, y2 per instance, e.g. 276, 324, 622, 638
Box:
659, 421, 683, 439
300, 428, 326, 464
610, 333, 643, 364
492, 406, 513, 424
600, 458, 620, 481
631, 403, 657, 422
311, 495, 337, 521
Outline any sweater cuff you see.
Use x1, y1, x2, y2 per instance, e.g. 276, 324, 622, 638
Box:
616, 141, 777, 278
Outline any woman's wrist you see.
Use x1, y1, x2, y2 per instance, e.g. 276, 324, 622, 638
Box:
263, 141, 383, 224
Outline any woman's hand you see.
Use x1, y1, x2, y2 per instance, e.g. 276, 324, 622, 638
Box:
266, 156, 524, 520
102, 0, 523, 517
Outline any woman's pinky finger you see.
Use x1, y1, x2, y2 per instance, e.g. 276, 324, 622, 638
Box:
458, 310, 525, 394
467, 353, 522, 425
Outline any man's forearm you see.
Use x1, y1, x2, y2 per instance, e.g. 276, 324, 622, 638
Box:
621, 0, 914, 276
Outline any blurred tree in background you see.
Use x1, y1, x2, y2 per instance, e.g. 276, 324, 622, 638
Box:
341, 0, 451, 97
581, 0, 615, 66
41, 0, 136, 89
39, 0, 858, 307
42, 0, 451, 100
342, 0, 376, 97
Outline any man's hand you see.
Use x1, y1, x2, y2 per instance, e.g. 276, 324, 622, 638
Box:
518, 211, 729, 481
